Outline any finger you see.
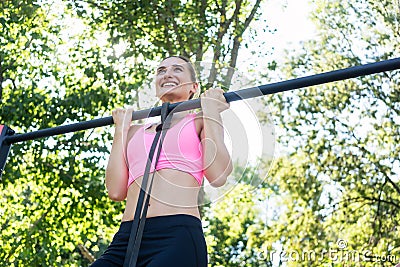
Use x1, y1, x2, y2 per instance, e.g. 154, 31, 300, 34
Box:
125, 107, 135, 115
113, 108, 125, 114
123, 108, 134, 120
112, 108, 121, 116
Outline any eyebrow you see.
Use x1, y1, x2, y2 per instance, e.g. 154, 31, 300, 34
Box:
156, 64, 185, 72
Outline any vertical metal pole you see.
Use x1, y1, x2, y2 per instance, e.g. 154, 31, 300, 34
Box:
0, 125, 15, 180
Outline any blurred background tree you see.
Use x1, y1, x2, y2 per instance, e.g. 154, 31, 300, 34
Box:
0, 0, 270, 266
262, 0, 400, 265
1, 0, 399, 266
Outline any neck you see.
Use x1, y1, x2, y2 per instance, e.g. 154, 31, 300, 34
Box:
160, 94, 190, 104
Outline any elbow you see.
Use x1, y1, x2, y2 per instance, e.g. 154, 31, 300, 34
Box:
207, 162, 233, 188
209, 176, 228, 187
106, 179, 127, 201
105, 171, 128, 201
203, 151, 233, 187
107, 191, 127, 202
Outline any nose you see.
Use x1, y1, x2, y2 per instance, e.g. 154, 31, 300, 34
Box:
164, 67, 174, 77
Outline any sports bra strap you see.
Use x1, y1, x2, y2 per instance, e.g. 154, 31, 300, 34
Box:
124, 102, 172, 267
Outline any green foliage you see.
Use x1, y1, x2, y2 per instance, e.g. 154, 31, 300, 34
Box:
1, 1, 127, 266
262, 0, 400, 266
204, 180, 272, 267
0, 0, 266, 266
70, 0, 263, 90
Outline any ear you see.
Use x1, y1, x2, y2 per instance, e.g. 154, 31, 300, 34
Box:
190, 82, 199, 94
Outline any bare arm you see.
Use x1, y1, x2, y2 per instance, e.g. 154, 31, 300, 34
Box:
105, 108, 135, 201
200, 89, 233, 187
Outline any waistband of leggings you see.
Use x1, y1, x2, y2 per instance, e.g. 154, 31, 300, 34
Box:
118, 214, 202, 233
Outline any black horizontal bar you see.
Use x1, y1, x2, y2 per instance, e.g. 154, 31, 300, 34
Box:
4, 57, 400, 145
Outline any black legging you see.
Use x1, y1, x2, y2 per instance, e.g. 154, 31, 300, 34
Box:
90, 214, 208, 267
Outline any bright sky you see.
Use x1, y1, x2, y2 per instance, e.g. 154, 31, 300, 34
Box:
263, 0, 317, 52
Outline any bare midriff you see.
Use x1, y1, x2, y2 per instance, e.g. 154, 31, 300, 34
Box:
122, 168, 201, 221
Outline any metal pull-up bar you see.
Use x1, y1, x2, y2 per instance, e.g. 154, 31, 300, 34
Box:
1, 57, 400, 179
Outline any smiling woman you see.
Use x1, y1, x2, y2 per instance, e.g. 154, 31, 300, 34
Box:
90, 55, 233, 267
155, 56, 198, 101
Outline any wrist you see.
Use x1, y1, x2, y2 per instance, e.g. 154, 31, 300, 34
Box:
114, 126, 129, 136
202, 110, 223, 129
201, 105, 222, 116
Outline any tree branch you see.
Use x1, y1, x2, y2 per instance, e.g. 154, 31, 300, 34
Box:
344, 195, 400, 210
207, 0, 243, 88
195, 0, 208, 62
84, 0, 110, 12
166, 3, 188, 56
225, 0, 262, 87
78, 244, 95, 263
0, 58, 3, 101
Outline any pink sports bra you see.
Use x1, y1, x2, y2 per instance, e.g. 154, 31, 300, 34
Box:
126, 113, 204, 188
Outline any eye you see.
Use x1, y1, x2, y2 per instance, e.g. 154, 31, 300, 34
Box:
174, 67, 183, 72
157, 68, 166, 75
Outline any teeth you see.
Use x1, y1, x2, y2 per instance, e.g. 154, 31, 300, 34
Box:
162, 82, 178, 87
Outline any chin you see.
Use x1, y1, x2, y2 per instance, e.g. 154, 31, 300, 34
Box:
158, 89, 185, 100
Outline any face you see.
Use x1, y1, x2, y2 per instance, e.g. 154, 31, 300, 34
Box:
155, 57, 198, 103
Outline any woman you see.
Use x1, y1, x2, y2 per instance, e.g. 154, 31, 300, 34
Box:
90, 56, 233, 267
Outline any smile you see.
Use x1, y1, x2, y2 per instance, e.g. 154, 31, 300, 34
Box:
161, 82, 179, 88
